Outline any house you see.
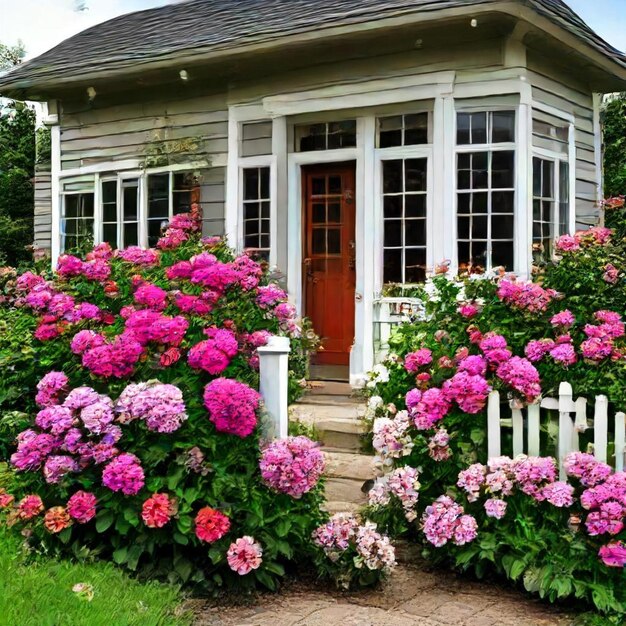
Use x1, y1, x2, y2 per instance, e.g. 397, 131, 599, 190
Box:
1, 0, 625, 385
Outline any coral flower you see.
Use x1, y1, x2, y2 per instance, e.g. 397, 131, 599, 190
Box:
195, 507, 231, 543
44, 506, 72, 533
142, 494, 176, 528
226, 536, 263, 575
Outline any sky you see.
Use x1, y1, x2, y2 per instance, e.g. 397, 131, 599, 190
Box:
0, 0, 624, 60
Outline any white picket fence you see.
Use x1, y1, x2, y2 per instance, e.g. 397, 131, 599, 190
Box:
258, 336, 290, 439
487, 382, 626, 478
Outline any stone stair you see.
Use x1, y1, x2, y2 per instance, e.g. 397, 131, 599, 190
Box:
291, 382, 376, 514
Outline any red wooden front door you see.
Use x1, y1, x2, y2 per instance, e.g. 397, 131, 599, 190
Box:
303, 163, 356, 366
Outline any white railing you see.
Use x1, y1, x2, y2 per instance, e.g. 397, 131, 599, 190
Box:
258, 335, 291, 439
487, 382, 626, 478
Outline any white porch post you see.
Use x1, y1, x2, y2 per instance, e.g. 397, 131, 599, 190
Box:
225, 108, 240, 252
46, 100, 62, 266
440, 95, 457, 268
517, 83, 533, 278
258, 335, 291, 439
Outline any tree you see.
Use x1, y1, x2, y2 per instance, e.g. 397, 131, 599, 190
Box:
0, 41, 36, 266
0, 102, 36, 265
602, 93, 626, 197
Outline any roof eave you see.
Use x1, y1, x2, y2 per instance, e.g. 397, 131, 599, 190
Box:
1, 0, 625, 100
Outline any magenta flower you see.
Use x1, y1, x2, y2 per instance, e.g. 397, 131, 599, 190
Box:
404, 348, 433, 373
102, 453, 145, 495
599, 542, 626, 567
67, 491, 97, 523
35, 371, 69, 407
203, 378, 260, 438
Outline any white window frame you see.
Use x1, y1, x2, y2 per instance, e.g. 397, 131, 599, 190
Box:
238, 156, 276, 262
60, 191, 96, 252
374, 144, 433, 292
531, 150, 570, 261
454, 106, 518, 273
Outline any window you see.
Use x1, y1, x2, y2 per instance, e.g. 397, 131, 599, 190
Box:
146, 172, 200, 247
242, 167, 271, 260
377, 113, 429, 148
62, 193, 94, 251
456, 110, 515, 271
295, 120, 356, 152
121, 179, 139, 247
532, 157, 570, 261
382, 158, 428, 284
101, 180, 118, 246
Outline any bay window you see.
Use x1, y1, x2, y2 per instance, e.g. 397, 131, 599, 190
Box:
456, 110, 516, 272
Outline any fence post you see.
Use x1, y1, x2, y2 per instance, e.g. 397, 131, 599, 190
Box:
258, 336, 291, 440
558, 382, 574, 479
615, 412, 626, 472
594, 395, 609, 463
527, 403, 541, 457
487, 390, 501, 459
511, 404, 524, 458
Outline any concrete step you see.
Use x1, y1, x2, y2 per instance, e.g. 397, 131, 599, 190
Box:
307, 381, 354, 396
324, 477, 368, 506
323, 449, 375, 482
298, 394, 365, 407
323, 500, 362, 515
291, 403, 366, 422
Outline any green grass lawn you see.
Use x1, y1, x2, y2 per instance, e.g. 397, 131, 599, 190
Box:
0, 525, 192, 626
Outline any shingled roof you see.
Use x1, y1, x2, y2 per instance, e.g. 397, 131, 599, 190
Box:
1, 0, 624, 96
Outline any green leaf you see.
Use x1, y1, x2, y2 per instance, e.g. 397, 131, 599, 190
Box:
208, 547, 224, 565
255, 569, 277, 590
112, 547, 128, 564
264, 561, 285, 576
95, 511, 114, 533
276, 518, 291, 537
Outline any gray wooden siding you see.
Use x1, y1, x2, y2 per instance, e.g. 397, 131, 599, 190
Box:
34, 165, 52, 250
199, 167, 226, 237
60, 94, 228, 171
241, 121, 273, 157
527, 53, 599, 228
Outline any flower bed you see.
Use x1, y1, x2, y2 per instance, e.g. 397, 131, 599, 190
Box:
0, 207, 326, 591
362, 201, 626, 617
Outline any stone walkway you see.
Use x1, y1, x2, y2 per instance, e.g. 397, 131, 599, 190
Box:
190, 563, 574, 626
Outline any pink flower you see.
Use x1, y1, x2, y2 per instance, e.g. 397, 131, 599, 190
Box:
551, 310, 575, 328
117, 247, 160, 266
17, 495, 44, 520
195, 507, 231, 543
142, 494, 176, 528
458, 303, 479, 318
56, 254, 83, 277
599, 542, 626, 567
555, 234, 580, 252
256, 284, 287, 309
541, 481, 574, 507
227, 536, 263, 575
524, 339, 554, 363
484, 498, 507, 519
404, 349, 433, 373
260, 437, 325, 498
67, 491, 97, 523
496, 357, 541, 402
457, 355, 487, 377
43, 454, 79, 484
407, 387, 451, 430
36, 372, 69, 407
442, 372, 491, 414
603, 264, 620, 284
549, 343, 577, 366
134, 283, 168, 310
187, 328, 239, 375
203, 378, 260, 438
102, 453, 145, 495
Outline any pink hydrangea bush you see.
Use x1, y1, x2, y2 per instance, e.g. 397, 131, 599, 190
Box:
0, 208, 324, 592
362, 217, 626, 614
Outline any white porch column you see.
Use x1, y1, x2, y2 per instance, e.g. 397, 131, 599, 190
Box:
225, 108, 240, 252
258, 335, 291, 439
352, 115, 376, 385
45, 100, 62, 266
439, 94, 457, 268
516, 83, 533, 278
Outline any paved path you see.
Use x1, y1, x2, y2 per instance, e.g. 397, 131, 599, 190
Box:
190, 563, 573, 626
